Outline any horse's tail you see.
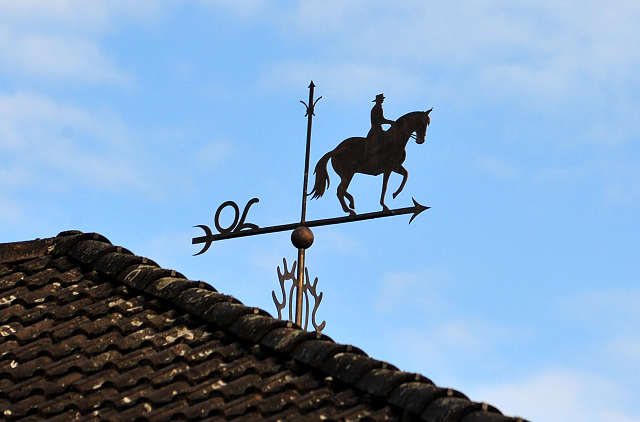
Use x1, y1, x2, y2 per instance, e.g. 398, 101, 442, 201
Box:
309, 151, 332, 199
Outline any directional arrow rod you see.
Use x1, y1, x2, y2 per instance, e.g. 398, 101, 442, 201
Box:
193, 198, 429, 255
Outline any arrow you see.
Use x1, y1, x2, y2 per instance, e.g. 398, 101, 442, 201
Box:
192, 198, 429, 255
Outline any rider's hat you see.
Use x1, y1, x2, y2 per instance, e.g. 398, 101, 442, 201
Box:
373, 93, 385, 102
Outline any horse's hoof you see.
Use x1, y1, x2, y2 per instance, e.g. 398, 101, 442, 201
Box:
349, 210, 356, 216
382, 206, 390, 212
392, 192, 399, 199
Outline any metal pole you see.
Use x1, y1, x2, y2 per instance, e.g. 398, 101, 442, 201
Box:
300, 80, 315, 224
295, 81, 317, 327
295, 247, 305, 326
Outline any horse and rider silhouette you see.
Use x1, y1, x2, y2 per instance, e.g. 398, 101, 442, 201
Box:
310, 94, 432, 216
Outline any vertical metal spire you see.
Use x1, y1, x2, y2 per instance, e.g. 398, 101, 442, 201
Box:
300, 80, 320, 224
296, 81, 321, 326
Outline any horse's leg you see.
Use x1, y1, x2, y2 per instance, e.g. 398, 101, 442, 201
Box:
344, 190, 355, 210
392, 165, 408, 199
337, 174, 356, 216
380, 171, 391, 211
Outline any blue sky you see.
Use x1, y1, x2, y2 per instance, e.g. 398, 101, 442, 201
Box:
1, 1, 639, 420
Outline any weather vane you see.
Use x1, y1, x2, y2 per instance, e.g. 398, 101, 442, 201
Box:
193, 82, 433, 333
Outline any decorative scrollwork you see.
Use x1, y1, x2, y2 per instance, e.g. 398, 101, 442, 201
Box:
193, 198, 260, 256
214, 198, 260, 234
273, 258, 325, 333
272, 258, 295, 321
305, 267, 326, 332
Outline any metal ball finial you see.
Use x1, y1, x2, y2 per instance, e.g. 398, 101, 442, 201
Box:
291, 226, 314, 249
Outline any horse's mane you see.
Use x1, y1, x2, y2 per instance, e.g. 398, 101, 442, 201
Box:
387, 110, 426, 138
398, 110, 427, 121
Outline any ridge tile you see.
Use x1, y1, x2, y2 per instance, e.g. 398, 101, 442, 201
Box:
387, 382, 459, 415
144, 277, 199, 300
174, 289, 234, 315
92, 253, 144, 277
68, 240, 118, 265
51, 233, 111, 257
420, 396, 485, 422
228, 314, 289, 343
291, 340, 346, 367
321, 352, 383, 385
354, 368, 422, 398
202, 302, 257, 328
460, 412, 523, 422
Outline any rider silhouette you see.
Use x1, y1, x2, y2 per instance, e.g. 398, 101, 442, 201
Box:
367, 93, 394, 141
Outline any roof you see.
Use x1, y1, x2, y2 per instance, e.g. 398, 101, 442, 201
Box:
0, 231, 528, 422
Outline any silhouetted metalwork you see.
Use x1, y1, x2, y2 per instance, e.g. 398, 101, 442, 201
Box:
193, 82, 433, 333
310, 106, 432, 215
273, 258, 325, 333
291, 82, 321, 327
193, 198, 260, 256
193, 198, 429, 254
368, 93, 394, 140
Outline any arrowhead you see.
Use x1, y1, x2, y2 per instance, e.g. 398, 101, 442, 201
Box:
309, 80, 315, 88
409, 198, 430, 224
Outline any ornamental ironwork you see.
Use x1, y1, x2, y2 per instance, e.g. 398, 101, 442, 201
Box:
193, 82, 433, 333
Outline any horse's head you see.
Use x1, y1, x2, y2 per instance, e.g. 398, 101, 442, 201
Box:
414, 108, 432, 144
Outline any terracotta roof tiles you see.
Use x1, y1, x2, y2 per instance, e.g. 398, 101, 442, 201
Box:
0, 231, 528, 422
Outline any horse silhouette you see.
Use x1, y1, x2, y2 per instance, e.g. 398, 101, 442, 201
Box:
310, 109, 432, 215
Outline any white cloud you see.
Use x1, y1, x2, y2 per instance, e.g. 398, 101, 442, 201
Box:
607, 337, 640, 366
532, 165, 590, 186
477, 156, 521, 179
0, 29, 131, 85
0, 163, 32, 189
475, 369, 636, 422
243, 1, 640, 115
0, 0, 161, 34
195, 141, 234, 171
134, 229, 197, 271
562, 286, 640, 328
531, 160, 640, 205
259, 61, 420, 103
197, 0, 269, 19
601, 163, 640, 205
552, 287, 640, 386
374, 270, 442, 312
315, 229, 360, 254
0, 195, 24, 224
384, 321, 530, 382
432, 322, 491, 353
0, 0, 162, 86
0, 92, 149, 193
425, 322, 521, 355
